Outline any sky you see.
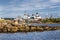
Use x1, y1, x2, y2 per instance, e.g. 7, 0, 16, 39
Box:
0, 0, 60, 18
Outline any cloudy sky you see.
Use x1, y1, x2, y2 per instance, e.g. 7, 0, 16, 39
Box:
0, 0, 60, 18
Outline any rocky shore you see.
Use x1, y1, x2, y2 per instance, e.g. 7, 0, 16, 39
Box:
0, 24, 60, 33
0, 20, 60, 33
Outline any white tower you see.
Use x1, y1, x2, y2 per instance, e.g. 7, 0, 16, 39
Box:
34, 12, 41, 20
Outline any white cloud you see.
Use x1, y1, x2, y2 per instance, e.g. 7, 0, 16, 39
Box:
5, 0, 59, 12
0, 6, 4, 11
49, 0, 60, 3
0, 0, 60, 12
0, 0, 60, 17
49, 5, 60, 8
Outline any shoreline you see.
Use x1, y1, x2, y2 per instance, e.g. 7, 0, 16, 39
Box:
0, 25, 60, 33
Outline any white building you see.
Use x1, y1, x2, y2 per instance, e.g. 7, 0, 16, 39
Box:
23, 13, 42, 20
23, 14, 30, 19
34, 13, 41, 20
28, 13, 42, 20
0, 17, 4, 20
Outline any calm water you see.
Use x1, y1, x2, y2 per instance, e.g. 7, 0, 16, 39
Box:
31, 23, 60, 26
0, 30, 60, 40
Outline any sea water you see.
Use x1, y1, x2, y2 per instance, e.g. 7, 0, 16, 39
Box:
0, 30, 60, 40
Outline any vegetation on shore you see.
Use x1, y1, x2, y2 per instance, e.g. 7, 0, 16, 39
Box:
28, 18, 60, 24
2, 18, 60, 23
41, 18, 60, 23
